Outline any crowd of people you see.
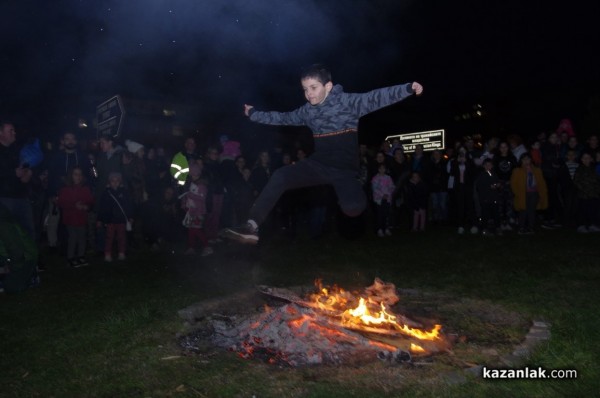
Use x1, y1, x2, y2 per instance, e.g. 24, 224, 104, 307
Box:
1, 117, 600, 291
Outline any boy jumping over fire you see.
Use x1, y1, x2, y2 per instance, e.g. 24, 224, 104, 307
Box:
223, 64, 423, 244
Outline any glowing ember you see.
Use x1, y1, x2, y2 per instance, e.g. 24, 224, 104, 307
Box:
210, 279, 449, 366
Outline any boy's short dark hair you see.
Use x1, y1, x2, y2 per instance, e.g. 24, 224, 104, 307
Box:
300, 64, 332, 85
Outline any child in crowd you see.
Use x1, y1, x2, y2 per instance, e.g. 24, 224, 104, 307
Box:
97, 172, 133, 262
510, 153, 548, 234
405, 171, 428, 232
371, 164, 395, 237
56, 167, 94, 267
181, 163, 213, 256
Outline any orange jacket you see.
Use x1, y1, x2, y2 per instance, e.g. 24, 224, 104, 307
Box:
510, 166, 548, 211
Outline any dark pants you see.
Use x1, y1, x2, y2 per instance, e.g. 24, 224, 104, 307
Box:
375, 200, 391, 231
578, 198, 600, 227
518, 192, 539, 230
105, 223, 126, 255
454, 184, 475, 227
480, 201, 500, 230
66, 225, 86, 259
249, 159, 366, 226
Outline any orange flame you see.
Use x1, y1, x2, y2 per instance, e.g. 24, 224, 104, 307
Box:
310, 281, 442, 342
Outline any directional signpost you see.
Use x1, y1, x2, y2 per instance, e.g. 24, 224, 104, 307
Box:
385, 129, 445, 153
96, 95, 126, 138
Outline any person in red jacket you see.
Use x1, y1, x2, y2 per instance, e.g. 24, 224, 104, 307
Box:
57, 167, 94, 267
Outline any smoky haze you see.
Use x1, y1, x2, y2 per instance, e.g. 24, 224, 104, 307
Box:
1, 0, 416, 134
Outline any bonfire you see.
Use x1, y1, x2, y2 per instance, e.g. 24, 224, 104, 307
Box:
209, 278, 449, 366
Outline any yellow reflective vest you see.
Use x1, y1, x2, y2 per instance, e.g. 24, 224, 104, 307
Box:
170, 152, 190, 186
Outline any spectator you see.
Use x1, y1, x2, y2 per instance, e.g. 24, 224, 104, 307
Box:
410, 144, 429, 173
474, 159, 502, 235
170, 137, 200, 188
141, 185, 181, 251
572, 153, 600, 233
557, 150, 579, 228
585, 135, 599, 158
367, 150, 387, 185
494, 141, 517, 229
540, 132, 564, 228
56, 167, 94, 267
371, 164, 395, 237
510, 153, 548, 235
250, 150, 272, 197
561, 136, 584, 161
426, 150, 449, 224
508, 134, 527, 162
0, 121, 34, 239
181, 163, 212, 256
95, 134, 124, 197
204, 146, 226, 242
47, 132, 88, 252
97, 172, 133, 262
405, 171, 428, 232
449, 150, 477, 234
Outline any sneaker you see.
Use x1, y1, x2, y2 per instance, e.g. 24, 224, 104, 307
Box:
201, 247, 214, 257
577, 225, 589, 234
77, 257, 89, 267
68, 258, 80, 268
377, 229, 385, 238
221, 223, 259, 245
501, 223, 513, 231
470, 226, 479, 235
104, 254, 113, 263
117, 253, 126, 261
588, 225, 600, 232
457, 227, 465, 234
385, 228, 392, 236
541, 222, 556, 230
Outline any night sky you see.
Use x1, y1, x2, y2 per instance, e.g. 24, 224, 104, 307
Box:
1, 0, 598, 144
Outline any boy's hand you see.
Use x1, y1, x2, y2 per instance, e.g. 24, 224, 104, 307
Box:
411, 82, 423, 96
243, 104, 254, 117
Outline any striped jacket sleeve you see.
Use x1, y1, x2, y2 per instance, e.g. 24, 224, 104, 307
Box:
345, 83, 414, 118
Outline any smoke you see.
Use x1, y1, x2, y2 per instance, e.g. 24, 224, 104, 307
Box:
1, 0, 416, 132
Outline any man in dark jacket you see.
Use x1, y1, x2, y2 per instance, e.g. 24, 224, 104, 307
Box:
0, 121, 34, 239
224, 64, 423, 244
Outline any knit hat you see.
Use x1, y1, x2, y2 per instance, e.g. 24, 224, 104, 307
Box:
557, 119, 575, 137
125, 140, 144, 154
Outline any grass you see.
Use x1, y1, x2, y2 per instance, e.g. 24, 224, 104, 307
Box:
1, 224, 599, 397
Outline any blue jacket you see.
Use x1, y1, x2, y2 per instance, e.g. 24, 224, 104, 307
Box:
249, 83, 414, 171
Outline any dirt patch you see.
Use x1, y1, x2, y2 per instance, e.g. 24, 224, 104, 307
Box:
177, 285, 536, 385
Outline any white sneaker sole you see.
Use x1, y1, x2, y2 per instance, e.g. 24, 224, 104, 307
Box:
222, 229, 259, 245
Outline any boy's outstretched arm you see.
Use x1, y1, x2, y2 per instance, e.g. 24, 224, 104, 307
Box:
349, 81, 423, 117
242, 103, 306, 126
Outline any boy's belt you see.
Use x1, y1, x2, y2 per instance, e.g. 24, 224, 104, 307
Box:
314, 128, 357, 138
